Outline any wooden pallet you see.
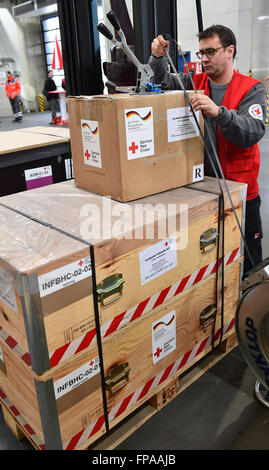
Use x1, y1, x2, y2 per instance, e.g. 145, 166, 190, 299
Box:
0, 332, 237, 450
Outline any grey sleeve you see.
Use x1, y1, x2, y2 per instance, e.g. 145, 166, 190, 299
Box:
213, 83, 266, 148
148, 55, 191, 90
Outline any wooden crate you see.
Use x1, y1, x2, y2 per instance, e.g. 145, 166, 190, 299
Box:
0, 178, 245, 376
0, 331, 237, 451
0, 259, 241, 450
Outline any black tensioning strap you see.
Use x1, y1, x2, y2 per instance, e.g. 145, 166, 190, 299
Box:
185, 186, 225, 350
163, 34, 254, 269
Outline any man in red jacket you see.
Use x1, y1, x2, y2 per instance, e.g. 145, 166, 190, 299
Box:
150, 25, 267, 274
5, 71, 23, 122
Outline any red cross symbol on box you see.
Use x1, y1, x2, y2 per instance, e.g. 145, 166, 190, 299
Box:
129, 142, 138, 154
78, 260, 84, 266
165, 241, 169, 247
89, 360, 95, 366
85, 150, 91, 160
154, 347, 163, 358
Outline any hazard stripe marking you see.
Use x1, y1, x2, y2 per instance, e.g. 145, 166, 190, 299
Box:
63, 318, 235, 450
0, 248, 240, 372
0, 387, 46, 449
49, 247, 240, 368
0, 326, 31, 368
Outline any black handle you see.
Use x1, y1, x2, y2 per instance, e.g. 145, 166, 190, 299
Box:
162, 33, 171, 41
107, 10, 121, 31
105, 80, 117, 90
97, 22, 114, 40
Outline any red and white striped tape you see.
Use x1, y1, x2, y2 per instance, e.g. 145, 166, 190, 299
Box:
50, 247, 240, 368
0, 316, 235, 450
0, 387, 46, 450
63, 317, 235, 450
0, 326, 31, 367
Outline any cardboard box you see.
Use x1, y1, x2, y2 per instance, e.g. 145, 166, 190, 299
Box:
67, 91, 204, 202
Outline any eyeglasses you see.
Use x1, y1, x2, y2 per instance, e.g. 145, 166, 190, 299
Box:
196, 46, 226, 60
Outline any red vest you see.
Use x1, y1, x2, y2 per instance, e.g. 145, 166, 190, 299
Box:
5, 76, 21, 100
193, 70, 261, 200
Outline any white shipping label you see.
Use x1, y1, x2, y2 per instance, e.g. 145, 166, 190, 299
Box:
139, 236, 178, 286
0, 266, 18, 313
24, 165, 52, 181
192, 163, 204, 182
81, 120, 102, 168
54, 357, 100, 400
0, 345, 4, 363
167, 106, 200, 142
38, 256, 92, 298
125, 107, 154, 159
152, 311, 176, 364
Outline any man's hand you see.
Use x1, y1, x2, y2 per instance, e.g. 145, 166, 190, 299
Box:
190, 94, 219, 118
151, 35, 170, 58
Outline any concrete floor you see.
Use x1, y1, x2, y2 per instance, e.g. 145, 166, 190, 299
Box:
0, 111, 269, 451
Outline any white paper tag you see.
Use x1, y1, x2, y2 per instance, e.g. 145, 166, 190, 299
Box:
38, 256, 92, 298
139, 236, 178, 286
81, 120, 102, 168
53, 356, 100, 400
152, 311, 176, 364
192, 163, 204, 182
0, 266, 18, 313
24, 165, 52, 181
167, 106, 200, 142
125, 107, 154, 159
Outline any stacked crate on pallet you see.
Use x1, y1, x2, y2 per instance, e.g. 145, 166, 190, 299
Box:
0, 177, 246, 450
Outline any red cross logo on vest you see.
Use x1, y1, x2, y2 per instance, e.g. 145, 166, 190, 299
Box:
129, 142, 138, 154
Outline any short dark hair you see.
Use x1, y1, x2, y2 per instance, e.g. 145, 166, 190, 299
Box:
198, 25, 237, 58
6, 70, 11, 74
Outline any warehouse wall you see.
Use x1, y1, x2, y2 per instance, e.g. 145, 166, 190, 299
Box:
251, 0, 269, 87
0, 3, 47, 115
177, 0, 269, 81
177, 0, 242, 71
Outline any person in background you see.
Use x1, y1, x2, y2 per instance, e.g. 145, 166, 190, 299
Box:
43, 70, 59, 124
150, 25, 267, 275
5, 71, 23, 122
